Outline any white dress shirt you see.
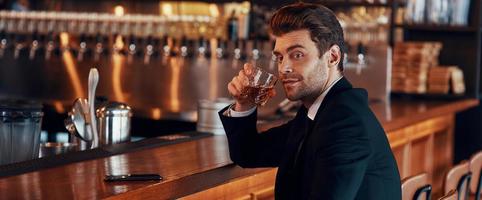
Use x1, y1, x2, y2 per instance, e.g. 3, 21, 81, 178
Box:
225, 76, 344, 119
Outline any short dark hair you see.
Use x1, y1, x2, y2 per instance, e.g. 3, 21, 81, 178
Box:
269, 3, 346, 71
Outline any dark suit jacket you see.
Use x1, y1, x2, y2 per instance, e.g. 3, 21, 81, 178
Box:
219, 77, 401, 200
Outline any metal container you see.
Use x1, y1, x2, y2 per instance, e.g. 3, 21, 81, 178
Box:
96, 102, 132, 145
197, 98, 233, 135
0, 100, 43, 165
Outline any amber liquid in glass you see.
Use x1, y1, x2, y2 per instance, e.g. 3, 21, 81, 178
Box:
244, 85, 274, 106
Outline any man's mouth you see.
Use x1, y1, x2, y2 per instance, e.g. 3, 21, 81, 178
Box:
282, 78, 300, 87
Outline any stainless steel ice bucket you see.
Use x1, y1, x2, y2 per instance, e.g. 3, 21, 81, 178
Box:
96, 102, 132, 145
197, 98, 233, 135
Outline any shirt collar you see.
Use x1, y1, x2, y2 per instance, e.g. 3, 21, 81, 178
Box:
307, 76, 344, 120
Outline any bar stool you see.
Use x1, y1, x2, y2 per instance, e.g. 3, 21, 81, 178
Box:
470, 151, 482, 200
401, 173, 432, 200
444, 161, 472, 200
439, 190, 458, 200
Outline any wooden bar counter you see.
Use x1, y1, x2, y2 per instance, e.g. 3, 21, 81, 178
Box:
0, 98, 478, 200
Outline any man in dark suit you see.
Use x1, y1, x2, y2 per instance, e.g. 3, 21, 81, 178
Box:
219, 3, 401, 200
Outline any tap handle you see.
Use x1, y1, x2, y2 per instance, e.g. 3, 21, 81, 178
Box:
181, 35, 188, 47
252, 38, 258, 50
95, 33, 103, 44
197, 37, 207, 57
357, 42, 366, 55
198, 37, 206, 48
146, 36, 153, 45
31, 30, 39, 41
162, 35, 169, 47
215, 37, 226, 59
162, 35, 170, 56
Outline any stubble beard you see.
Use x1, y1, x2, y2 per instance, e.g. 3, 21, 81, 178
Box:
283, 62, 328, 103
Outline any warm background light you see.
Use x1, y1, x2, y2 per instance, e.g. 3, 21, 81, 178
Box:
114, 5, 125, 16
59, 32, 69, 48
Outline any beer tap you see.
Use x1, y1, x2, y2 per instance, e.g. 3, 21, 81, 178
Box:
94, 33, 104, 61
162, 35, 170, 57
77, 34, 87, 61
13, 34, 26, 59
0, 30, 8, 58
127, 34, 136, 63
144, 36, 154, 64
356, 42, 367, 75
216, 38, 226, 59
233, 39, 241, 60
45, 31, 55, 60
251, 39, 260, 61
28, 31, 39, 60
197, 37, 207, 58
357, 42, 366, 65
180, 35, 189, 58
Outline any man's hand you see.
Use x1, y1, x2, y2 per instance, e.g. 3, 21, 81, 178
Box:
227, 63, 276, 111
228, 63, 255, 111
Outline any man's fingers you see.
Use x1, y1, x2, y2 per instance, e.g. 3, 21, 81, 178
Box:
232, 76, 246, 94
243, 63, 253, 76
237, 70, 249, 86
228, 82, 241, 97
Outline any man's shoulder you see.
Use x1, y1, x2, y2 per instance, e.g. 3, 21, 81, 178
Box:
328, 88, 369, 111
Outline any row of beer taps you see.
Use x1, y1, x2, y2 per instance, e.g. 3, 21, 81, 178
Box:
0, 9, 373, 66
0, 10, 273, 63
0, 30, 271, 63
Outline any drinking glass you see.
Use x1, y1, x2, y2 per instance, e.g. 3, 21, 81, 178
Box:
243, 67, 277, 106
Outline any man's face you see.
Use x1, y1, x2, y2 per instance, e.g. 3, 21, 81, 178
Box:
273, 29, 330, 102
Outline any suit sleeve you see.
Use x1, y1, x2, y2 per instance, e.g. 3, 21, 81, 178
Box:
309, 106, 372, 200
219, 106, 293, 168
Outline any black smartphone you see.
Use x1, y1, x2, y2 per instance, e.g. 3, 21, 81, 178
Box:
104, 174, 163, 182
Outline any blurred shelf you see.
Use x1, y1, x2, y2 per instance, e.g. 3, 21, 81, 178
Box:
394, 24, 478, 32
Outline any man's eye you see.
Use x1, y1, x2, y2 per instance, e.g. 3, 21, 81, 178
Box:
292, 52, 304, 59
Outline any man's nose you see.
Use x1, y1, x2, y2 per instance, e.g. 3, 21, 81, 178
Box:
278, 60, 293, 74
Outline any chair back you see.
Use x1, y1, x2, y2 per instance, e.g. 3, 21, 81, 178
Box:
444, 161, 471, 200
470, 151, 482, 200
401, 173, 431, 200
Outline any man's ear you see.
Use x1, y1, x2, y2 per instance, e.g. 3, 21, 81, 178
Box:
328, 45, 341, 68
